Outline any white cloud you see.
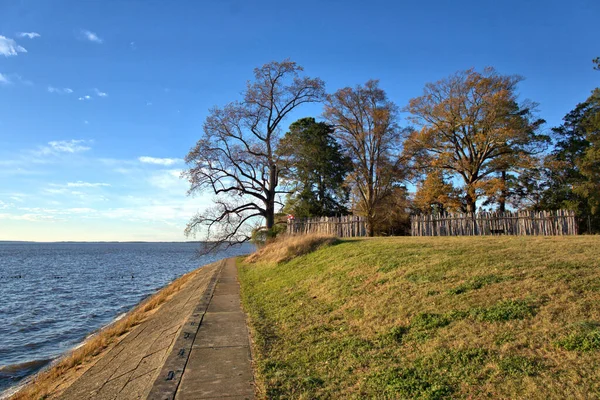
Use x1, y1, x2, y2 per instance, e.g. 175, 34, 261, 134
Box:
17, 32, 40, 39
0, 35, 27, 57
68, 207, 96, 214
138, 156, 182, 166
147, 169, 184, 190
0, 73, 10, 84
78, 95, 91, 101
81, 30, 103, 44
94, 88, 108, 97
48, 140, 91, 153
44, 188, 69, 195
36, 139, 92, 156
48, 86, 73, 94
0, 209, 62, 222
66, 181, 110, 188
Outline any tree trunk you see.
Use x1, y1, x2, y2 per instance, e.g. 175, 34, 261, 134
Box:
499, 171, 507, 213
265, 206, 274, 230
367, 216, 375, 237
465, 187, 477, 213
265, 164, 277, 230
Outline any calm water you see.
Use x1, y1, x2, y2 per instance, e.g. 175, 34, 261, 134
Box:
0, 242, 254, 394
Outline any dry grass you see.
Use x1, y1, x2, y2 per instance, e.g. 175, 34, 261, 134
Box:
239, 236, 600, 399
11, 267, 201, 400
245, 234, 338, 264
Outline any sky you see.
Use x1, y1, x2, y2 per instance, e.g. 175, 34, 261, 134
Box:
0, 0, 598, 241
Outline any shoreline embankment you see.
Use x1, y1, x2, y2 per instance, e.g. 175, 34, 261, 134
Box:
6, 259, 226, 400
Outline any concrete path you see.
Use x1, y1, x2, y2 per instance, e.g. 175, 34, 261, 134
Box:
56, 261, 222, 400
148, 258, 255, 400
49, 258, 254, 400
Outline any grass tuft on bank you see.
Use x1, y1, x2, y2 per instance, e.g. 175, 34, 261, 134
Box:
238, 236, 600, 399
245, 234, 338, 264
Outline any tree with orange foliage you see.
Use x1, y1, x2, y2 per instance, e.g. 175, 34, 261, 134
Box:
405, 68, 547, 213
413, 170, 463, 214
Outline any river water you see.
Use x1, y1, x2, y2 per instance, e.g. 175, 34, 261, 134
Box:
0, 242, 254, 394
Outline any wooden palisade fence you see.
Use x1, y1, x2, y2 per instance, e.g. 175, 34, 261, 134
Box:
411, 210, 577, 236
287, 215, 367, 237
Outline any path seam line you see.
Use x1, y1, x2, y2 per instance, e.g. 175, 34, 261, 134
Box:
145, 261, 225, 400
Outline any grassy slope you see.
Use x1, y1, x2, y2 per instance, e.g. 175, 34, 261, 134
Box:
238, 236, 600, 399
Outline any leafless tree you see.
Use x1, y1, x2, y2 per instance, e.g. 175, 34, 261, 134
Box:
183, 60, 325, 252
323, 80, 406, 236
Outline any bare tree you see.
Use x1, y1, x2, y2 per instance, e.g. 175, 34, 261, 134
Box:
323, 80, 405, 236
183, 60, 325, 251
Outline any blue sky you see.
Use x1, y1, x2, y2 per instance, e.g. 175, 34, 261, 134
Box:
0, 0, 598, 241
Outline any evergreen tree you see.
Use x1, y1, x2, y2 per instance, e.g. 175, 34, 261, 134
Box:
542, 88, 600, 232
278, 118, 352, 218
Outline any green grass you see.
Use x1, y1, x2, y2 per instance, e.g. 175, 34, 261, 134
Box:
238, 236, 600, 399
556, 322, 600, 351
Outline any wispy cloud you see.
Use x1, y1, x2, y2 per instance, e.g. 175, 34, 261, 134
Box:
0, 212, 61, 222
17, 32, 40, 39
14, 74, 33, 86
94, 88, 108, 97
0, 35, 27, 57
1, 73, 33, 86
138, 156, 182, 166
147, 169, 184, 190
66, 181, 110, 188
36, 139, 92, 156
78, 95, 91, 101
81, 30, 103, 44
48, 86, 74, 95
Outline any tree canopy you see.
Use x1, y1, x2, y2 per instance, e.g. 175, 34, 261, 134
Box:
405, 67, 547, 213
543, 88, 600, 232
278, 117, 352, 218
324, 80, 406, 236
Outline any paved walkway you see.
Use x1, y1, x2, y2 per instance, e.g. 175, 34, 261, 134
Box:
148, 258, 254, 400
53, 258, 255, 400
57, 261, 222, 400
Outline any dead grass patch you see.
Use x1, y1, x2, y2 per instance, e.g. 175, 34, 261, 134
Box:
11, 267, 200, 400
245, 234, 338, 264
